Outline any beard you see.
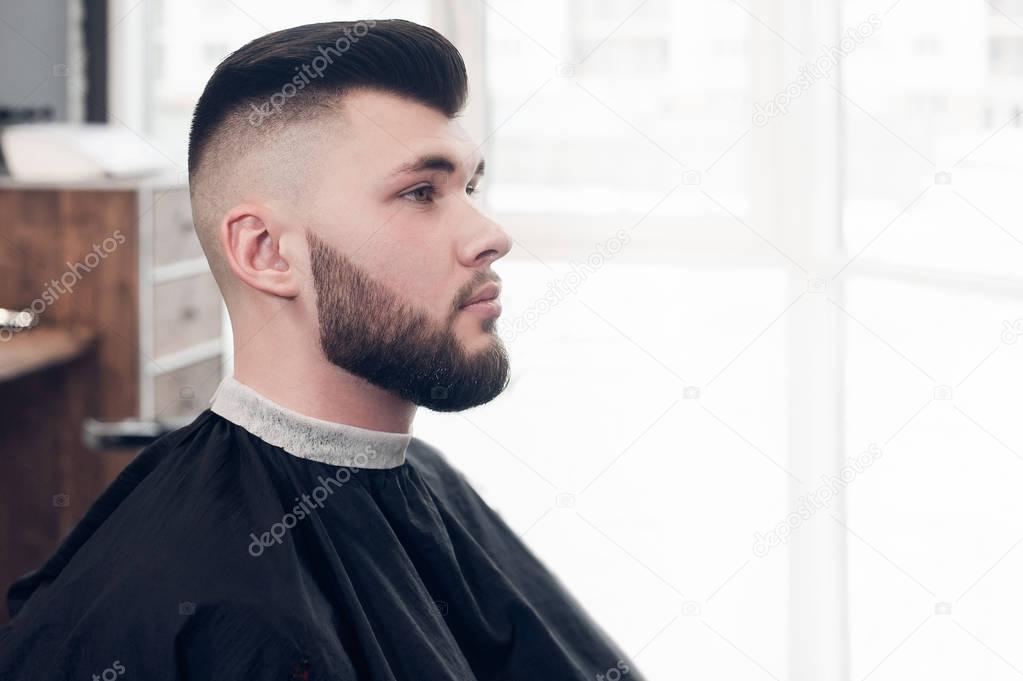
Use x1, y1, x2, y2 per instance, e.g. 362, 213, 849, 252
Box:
306, 230, 511, 412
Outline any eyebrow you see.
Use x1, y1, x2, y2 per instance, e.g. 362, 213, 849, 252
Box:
387, 153, 485, 180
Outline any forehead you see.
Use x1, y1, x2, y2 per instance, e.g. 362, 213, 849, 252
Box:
331, 88, 480, 173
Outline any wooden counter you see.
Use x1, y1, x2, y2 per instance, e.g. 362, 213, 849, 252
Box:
0, 326, 97, 383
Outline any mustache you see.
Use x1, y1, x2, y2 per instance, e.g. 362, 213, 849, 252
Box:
453, 271, 501, 312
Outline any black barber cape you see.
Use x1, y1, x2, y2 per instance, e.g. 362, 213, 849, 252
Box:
1, 375, 644, 680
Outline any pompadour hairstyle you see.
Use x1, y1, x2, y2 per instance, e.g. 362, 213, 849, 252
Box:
187, 19, 469, 177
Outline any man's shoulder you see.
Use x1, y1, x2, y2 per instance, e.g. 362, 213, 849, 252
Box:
2, 595, 352, 681
405, 436, 477, 497
6, 411, 285, 627
405, 435, 450, 470
404, 436, 511, 533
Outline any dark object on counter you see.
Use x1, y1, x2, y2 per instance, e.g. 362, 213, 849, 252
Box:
0, 107, 55, 175
82, 418, 193, 449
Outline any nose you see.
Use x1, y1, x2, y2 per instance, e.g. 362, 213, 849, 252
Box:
458, 206, 513, 268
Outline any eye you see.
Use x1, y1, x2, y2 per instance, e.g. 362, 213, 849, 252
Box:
466, 182, 482, 197
401, 184, 435, 203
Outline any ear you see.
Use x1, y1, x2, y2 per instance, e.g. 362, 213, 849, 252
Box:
220, 204, 301, 299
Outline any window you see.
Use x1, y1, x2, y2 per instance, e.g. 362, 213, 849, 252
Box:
840, 1, 1023, 678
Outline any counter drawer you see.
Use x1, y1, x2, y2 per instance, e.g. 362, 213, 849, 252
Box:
152, 272, 222, 357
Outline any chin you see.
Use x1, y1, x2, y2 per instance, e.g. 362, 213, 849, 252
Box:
457, 330, 497, 355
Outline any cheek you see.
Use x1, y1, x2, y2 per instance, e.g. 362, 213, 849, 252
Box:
354, 204, 457, 317
371, 244, 454, 318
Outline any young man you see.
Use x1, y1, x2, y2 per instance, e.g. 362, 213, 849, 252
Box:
0, 19, 645, 681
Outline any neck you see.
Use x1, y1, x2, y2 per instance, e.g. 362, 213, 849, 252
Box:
229, 314, 417, 434
209, 374, 412, 469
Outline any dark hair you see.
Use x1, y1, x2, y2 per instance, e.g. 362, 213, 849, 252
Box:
187, 19, 468, 176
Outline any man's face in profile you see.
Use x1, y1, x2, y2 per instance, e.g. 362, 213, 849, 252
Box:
297, 89, 513, 411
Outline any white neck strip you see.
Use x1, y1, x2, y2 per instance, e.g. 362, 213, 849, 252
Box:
208, 375, 410, 469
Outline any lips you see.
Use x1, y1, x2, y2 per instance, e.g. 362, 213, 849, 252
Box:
461, 282, 501, 308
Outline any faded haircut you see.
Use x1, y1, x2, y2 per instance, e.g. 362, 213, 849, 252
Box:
185, 19, 468, 292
